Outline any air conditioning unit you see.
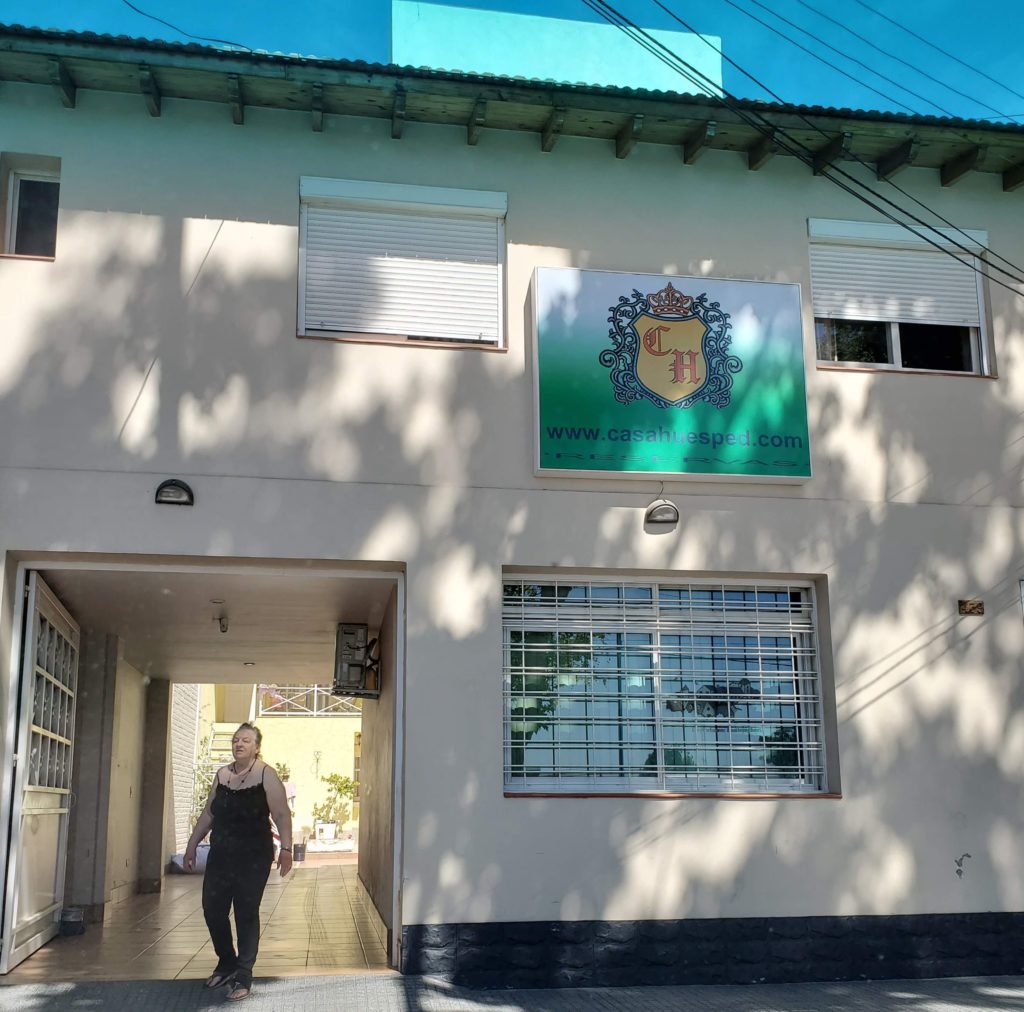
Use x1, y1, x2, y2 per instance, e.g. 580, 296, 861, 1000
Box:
332, 622, 381, 699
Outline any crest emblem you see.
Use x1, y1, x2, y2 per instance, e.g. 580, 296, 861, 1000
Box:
599, 282, 741, 408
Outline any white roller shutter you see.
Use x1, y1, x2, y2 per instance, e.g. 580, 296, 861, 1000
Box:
809, 244, 982, 328
300, 199, 504, 343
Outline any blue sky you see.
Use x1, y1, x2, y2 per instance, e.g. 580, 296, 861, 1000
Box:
3, 0, 1023, 122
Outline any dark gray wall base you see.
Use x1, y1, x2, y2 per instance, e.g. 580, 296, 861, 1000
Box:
402, 913, 1024, 988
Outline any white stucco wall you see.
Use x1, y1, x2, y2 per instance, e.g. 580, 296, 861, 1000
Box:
2, 82, 1024, 926
164, 682, 199, 857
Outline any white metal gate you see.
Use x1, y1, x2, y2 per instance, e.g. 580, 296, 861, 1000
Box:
0, 573, 79, 973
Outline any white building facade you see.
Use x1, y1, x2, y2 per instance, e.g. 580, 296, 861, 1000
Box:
1, 25, 1024, 986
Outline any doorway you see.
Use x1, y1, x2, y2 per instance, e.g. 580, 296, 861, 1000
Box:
0, 556, 404, 980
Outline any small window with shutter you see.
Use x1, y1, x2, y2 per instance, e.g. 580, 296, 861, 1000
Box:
298, 177, 507, 347
808, 218, 989, 375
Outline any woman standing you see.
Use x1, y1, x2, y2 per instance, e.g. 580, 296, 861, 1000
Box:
185, 721, 293, 1002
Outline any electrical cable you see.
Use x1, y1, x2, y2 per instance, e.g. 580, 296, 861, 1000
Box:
119, 0, 252, 53
852, 0, 1024, 109
649, 0, 1024, 284
720, 0, 956, 118
792, 0, 1018, 122
581, 0, 1024, 296
608, 0, 1024, 289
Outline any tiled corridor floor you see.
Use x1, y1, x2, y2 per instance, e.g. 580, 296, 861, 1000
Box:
2, 857, 391, 983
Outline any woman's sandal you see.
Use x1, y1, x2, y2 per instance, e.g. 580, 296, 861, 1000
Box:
203, 970, 233, 989
226, 982, 251, 1001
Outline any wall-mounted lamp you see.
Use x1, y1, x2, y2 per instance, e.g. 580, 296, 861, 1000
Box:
155, 478, 195, 506
644, 498, 679, 529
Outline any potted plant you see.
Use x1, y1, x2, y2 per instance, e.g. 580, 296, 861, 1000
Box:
312, 773, 357, 841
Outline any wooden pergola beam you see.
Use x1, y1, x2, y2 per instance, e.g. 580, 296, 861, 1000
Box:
747, 129, 776, 171
227, 74, 244, 125
467, 98, 486, 146
49, 57, 76, 108
615, 113, 643, 159
139, 65, 161, 116
876, 138, 918, 180
1003, 160, 1024, 192
311, 83, 324, 132
682, 120, 716, 165
391, 87, 406, 139
813, 132, 851, 175
941, 145, 985, 186
541, 107, 566, 152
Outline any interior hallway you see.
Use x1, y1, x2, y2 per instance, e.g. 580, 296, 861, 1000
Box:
1, 857, 391, 983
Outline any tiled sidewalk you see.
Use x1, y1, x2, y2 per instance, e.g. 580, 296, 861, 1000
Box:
3, 973, 1024, 1011
1, 858, 388, 983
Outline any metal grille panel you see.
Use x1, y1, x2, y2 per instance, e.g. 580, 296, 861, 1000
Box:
503, 579, 826, 794
29, 615, 76, 791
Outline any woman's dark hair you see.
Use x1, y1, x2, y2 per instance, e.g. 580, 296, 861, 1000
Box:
235, 721, 262, 753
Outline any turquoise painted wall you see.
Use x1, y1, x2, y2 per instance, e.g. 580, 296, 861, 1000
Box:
391, 1, 722, 93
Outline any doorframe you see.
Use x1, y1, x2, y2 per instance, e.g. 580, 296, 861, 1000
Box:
0, 554, 407, 970
0, 572, 81, 972
0, 561, 29, 968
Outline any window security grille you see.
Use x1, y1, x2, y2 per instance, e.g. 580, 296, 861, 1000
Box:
503, 579, 826, 794
29, 614, 76, 790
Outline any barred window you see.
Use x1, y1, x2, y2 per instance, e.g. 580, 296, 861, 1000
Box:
503, 579, 827, 795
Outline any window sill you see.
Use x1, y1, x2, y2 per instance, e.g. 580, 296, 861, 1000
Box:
505, 791, 843, 800
816, 362, 995, 380
299, 331, 506, 352
0, 252, 56, 262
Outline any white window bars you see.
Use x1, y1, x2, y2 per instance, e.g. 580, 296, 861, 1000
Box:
257, 685, 361, 717
503, 578, 828, 795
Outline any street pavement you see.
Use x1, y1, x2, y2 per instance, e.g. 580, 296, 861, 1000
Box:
2, 972, 1024, 1011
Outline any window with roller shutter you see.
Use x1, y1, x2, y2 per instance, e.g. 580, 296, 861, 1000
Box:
808, 218, 990, 375
298, 177, 507, 347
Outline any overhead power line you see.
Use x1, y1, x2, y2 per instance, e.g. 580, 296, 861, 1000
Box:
579, 0, 1024, 296
648, 0, 1024, 285
793, 0, 1019, 122
720, 0, 955, 118
119, 0, 252, 52
853, 0, 1024, 109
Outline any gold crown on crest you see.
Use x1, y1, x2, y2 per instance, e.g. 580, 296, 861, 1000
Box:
647, 282, 693, 315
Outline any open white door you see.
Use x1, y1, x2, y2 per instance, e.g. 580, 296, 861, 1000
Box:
0, 573, 79, 973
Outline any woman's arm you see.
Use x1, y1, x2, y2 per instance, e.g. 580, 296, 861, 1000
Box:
183, 770, 221, 870
262, 765, 294, 876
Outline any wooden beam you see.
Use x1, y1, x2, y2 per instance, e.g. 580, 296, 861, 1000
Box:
50, 58, 76, 108
941, 145, 985, 186
876, 138, 918, 180
139, 65, 161, 117
813, 132, 851, 175
1003, 160, 1024, 192
311, 83, 324, 132
541, 106, 566, 152
615, 114, 643, 159
467, 98, 486, 146
747, 129, 776, 171
391, 87, 406, 139
227, 74, 244, 125
682, 120, 716, 165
